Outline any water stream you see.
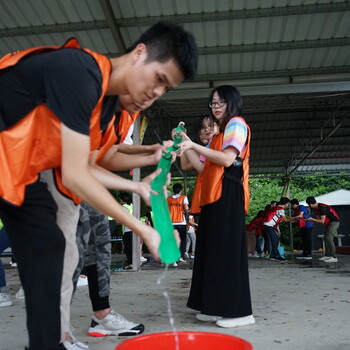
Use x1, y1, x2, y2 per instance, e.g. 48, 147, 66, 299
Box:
157, 264, 180, 350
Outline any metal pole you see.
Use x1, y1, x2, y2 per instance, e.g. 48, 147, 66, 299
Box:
281, 177, 294, 253
132, 118, 141, 271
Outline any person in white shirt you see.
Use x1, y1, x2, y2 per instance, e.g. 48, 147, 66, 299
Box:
263, 197, 293, 262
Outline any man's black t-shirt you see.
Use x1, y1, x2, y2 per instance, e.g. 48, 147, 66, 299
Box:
318, 204, 340, 222
0, 48, 118, 134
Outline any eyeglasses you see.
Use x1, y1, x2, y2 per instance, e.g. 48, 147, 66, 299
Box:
209, 100, 226, 108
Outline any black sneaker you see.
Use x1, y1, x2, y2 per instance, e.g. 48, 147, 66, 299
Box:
275, 256, 286, 262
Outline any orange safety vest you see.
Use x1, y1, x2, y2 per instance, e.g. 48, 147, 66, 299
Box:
55, 110, 140, 203
115, 110, 140, 144
190, 173, 202, 215
199, 117, 251, 215
0, 38, 112, 206
167, 195, 186, 223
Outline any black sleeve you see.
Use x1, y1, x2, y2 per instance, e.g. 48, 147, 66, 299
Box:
42, 49, 103, 135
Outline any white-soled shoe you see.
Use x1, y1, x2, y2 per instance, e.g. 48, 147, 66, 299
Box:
88, 310, 144, 337
0, 293, 13, 307
324, 257, 338, 263
77, 275, 88, 287
196, 313, 222, 322
15, 287, 25, 299
216, 315, 255, 328
318, 256, 329, 261
62, 340, 89, 350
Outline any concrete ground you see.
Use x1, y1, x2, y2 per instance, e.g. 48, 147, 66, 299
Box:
1, 252, 350, 350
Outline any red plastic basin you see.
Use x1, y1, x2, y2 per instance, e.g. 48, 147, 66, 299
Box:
115, 331, 253, 350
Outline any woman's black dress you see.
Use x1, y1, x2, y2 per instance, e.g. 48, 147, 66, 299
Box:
187, 165, 252, 318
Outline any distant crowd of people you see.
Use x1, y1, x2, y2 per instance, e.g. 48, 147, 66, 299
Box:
245, 197, 341, 263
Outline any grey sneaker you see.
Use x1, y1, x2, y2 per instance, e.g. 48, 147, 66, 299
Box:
88, 310, 144, 337
0, 292, 13, 307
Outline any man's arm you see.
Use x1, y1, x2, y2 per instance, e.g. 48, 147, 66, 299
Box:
99, 144, 161, 171
61, 125, 161, 258
281, 215, 295, 222
307, 215, 325, 224
116, 143, 167, 155
99, 142, 176, 171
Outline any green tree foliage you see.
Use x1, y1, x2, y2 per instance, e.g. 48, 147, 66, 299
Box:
247, 173, 350, 250
109, 172, 350, 251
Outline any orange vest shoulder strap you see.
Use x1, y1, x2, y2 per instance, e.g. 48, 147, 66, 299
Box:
0, 38, 80, 70
199, 133, 224, 207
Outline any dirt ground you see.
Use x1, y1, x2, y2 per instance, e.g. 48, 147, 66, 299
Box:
1, 253, 350, 350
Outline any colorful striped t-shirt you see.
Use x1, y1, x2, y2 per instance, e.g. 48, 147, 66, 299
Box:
222, 117, 248, 154
199, 117, 248, 163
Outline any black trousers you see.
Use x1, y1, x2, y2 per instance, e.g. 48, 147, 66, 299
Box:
0, 180, 65, 350
300, 227, 313, 255
123, 231, 133, 265
187, 166, 252, 318
173, 224, 187, 259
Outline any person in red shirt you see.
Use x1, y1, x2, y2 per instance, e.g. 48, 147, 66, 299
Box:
246, 210, 265, 257
306, 196, 340, 263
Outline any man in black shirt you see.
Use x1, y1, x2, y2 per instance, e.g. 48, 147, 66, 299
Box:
0, 21, 197, 350
306, 196, 340, 263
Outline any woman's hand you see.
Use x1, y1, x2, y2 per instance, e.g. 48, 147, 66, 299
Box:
178, 139, 195, 156
179, 131, 191, 141
163, 140, 174, 149
171, 121, 187, 140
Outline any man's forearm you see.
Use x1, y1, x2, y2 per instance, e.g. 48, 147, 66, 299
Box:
99, 152, 157, 171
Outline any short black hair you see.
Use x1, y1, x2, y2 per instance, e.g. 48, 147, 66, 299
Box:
290, 199, 299, 206
279, 197, 290, 205
257, 210, 265, 218
208, 85, 243, 132
264, 204, 272, 212
270, 200, 277, 205
306, 196, 317, 205
120, 192, 132, 205
173, 183, 183, 194
126, 21, 198, 81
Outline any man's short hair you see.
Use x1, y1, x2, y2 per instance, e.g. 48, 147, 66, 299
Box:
172, 183, 183, 194
306, 196, 316, 205
126, 21, 198, 81
120, 192, 132, 205
290, 199, 299, 206
279, 197, 290, 205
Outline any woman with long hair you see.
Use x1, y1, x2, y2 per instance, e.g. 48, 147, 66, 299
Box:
179, 85, 255, 328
